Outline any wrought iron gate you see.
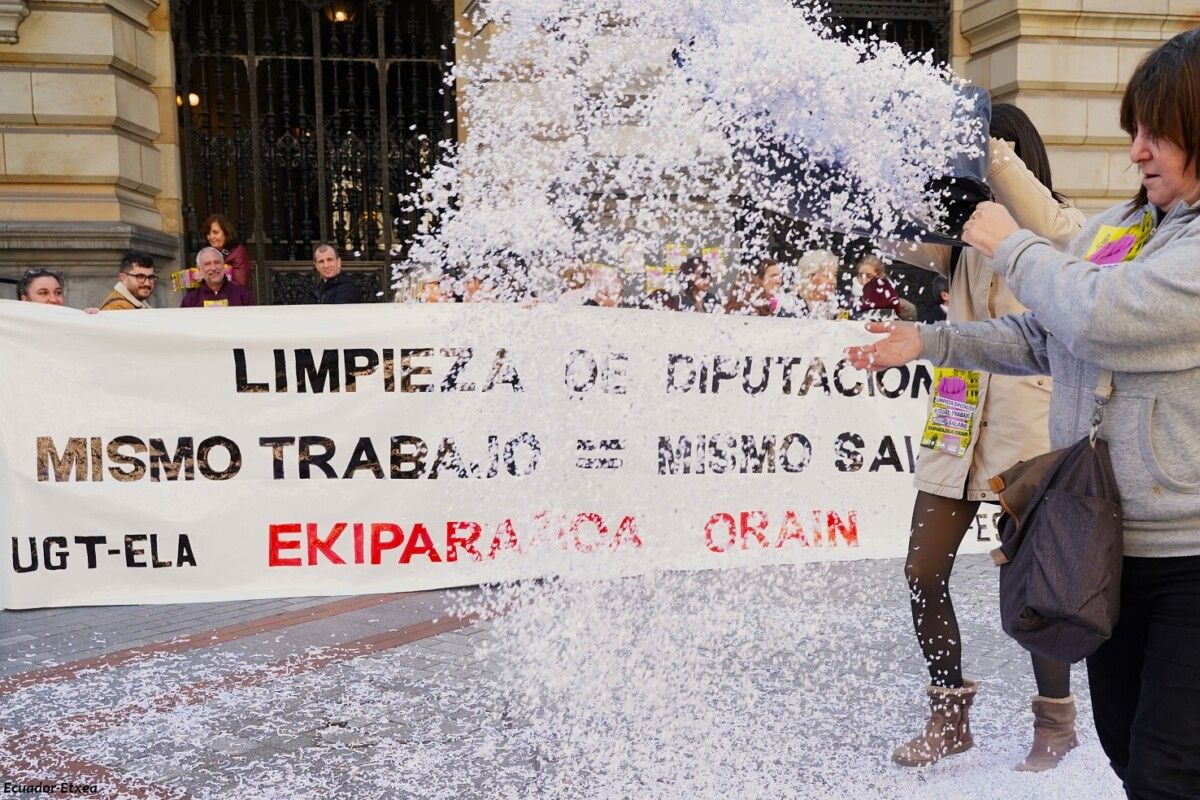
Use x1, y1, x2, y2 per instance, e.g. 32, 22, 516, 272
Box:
826, 0, 951, 63
171, 0, 456, 303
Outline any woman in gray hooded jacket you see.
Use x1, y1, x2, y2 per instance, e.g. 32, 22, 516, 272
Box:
848, 29, 1200, 798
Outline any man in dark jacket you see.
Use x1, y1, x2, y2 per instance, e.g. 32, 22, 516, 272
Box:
304, 243, 364, 304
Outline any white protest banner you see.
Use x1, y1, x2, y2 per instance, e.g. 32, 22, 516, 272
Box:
0, 301, 999, 609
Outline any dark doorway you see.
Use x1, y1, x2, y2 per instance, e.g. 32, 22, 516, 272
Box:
171, 0, 456, 303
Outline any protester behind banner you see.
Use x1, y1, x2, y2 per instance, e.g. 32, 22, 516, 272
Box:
181, 247, 256, 308
303, 244, 364, 305
99, 252, 158, 311
16, 268, 66, 306
851, 256, 916, 321
556, 261, 590, 305
725, 260, 781, 317
788, 249, 845, 320
584, 265, 624, 308
203, 213, 254, 289
675, 257, 721, 313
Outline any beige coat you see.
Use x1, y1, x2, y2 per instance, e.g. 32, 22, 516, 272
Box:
99, 281, 152, 311
896, 139, 1086, 501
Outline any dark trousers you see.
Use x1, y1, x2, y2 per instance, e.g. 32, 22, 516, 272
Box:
1086, 555, 1200, 800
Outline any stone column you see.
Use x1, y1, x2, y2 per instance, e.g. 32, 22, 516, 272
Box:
0, 1, 29, 44
959, 0, 1199, 214
0, 0, 183, 308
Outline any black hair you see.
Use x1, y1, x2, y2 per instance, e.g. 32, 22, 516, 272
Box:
121, 250, 155, 272
677, 257, 710, 293
18, 268, 63, 299
989, 103, 1064, 203
203, 213, 240, 247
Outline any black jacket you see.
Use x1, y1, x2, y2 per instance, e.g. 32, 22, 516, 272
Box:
303, 273, 364, 305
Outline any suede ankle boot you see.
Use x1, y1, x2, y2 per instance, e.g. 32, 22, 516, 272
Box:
892, 679, 978, 767
1015, 694, 1079, 772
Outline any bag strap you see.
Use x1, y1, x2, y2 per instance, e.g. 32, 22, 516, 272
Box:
1089, 370, 1115, 446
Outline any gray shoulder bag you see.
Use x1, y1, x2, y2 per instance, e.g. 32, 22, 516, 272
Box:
987, 371, 1123, 663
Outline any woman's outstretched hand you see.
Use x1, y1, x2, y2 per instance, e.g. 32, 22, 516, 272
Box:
962, 201, 1020, 259
845, 322, 922, 371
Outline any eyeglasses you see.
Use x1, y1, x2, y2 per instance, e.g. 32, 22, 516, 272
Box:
122, 273, 159, 284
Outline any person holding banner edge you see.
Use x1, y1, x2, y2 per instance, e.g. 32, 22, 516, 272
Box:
886, 106, 1086, 771
16, 268, 66, 305
847, 29, 1200, 797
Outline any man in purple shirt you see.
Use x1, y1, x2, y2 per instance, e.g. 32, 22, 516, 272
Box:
181, 247, 256, 308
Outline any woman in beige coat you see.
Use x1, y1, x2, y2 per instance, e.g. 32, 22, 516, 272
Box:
889, 105, 1086, 771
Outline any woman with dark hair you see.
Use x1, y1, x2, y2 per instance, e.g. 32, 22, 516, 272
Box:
724, 259, 781, 316
676, 257, 720, 313
885, 103, 1086, 771
852, 30, 1200, 795
203, 213, 254, 289
17, 268, 66, 305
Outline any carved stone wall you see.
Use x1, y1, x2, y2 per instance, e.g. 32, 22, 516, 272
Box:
0, 0, 183, 308
958, 0, 1200, 213
0, 1, 30, 44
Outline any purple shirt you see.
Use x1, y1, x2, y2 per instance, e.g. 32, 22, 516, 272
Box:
181, 278, 256, 308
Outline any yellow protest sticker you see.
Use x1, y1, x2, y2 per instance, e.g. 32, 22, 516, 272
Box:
921, 368, 981, 458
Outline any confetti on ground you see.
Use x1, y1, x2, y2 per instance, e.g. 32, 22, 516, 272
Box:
2, 560, 1122, 799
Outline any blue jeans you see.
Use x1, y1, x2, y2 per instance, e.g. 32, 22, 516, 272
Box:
1086, 555, 1200, 799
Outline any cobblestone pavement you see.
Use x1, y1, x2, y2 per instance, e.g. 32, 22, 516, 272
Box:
0, 556, 1124, 799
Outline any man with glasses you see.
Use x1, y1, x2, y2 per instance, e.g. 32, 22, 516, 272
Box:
99, 252, 158, 311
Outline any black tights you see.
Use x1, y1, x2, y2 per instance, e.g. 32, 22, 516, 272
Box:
905, 491, 1071, 697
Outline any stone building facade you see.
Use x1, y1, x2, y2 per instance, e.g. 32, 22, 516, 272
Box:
0, 0, 180, 307
953, 0, 1200, 214
0, 0, 1195, 307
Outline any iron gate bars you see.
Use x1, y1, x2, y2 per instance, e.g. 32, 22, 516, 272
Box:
825, 0, 952, 63
171, 0, 456, 303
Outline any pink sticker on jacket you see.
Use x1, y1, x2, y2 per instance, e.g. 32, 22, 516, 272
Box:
1088, 234, 1137, 265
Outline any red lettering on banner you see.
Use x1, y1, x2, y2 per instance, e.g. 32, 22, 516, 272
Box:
739, 510, 770, 549
370, 523, 404, 564
400, 523, 442, 564
546, 512, 643, 551
571, 513, 605, 553
704, 510, 860, 553
270, 513, 644, 567
446, 521, 483, 562
268, 523, 303, 567
826, 511, 859, 547
811, 511, 826, 546
705, 513, 737, 554
776, 511, 810, 548
488, 519, 521, 558
613, 516, 643, 548
307, 522, 348, 565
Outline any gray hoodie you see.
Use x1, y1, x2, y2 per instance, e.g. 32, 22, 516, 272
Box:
919, 198, 1200, 558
